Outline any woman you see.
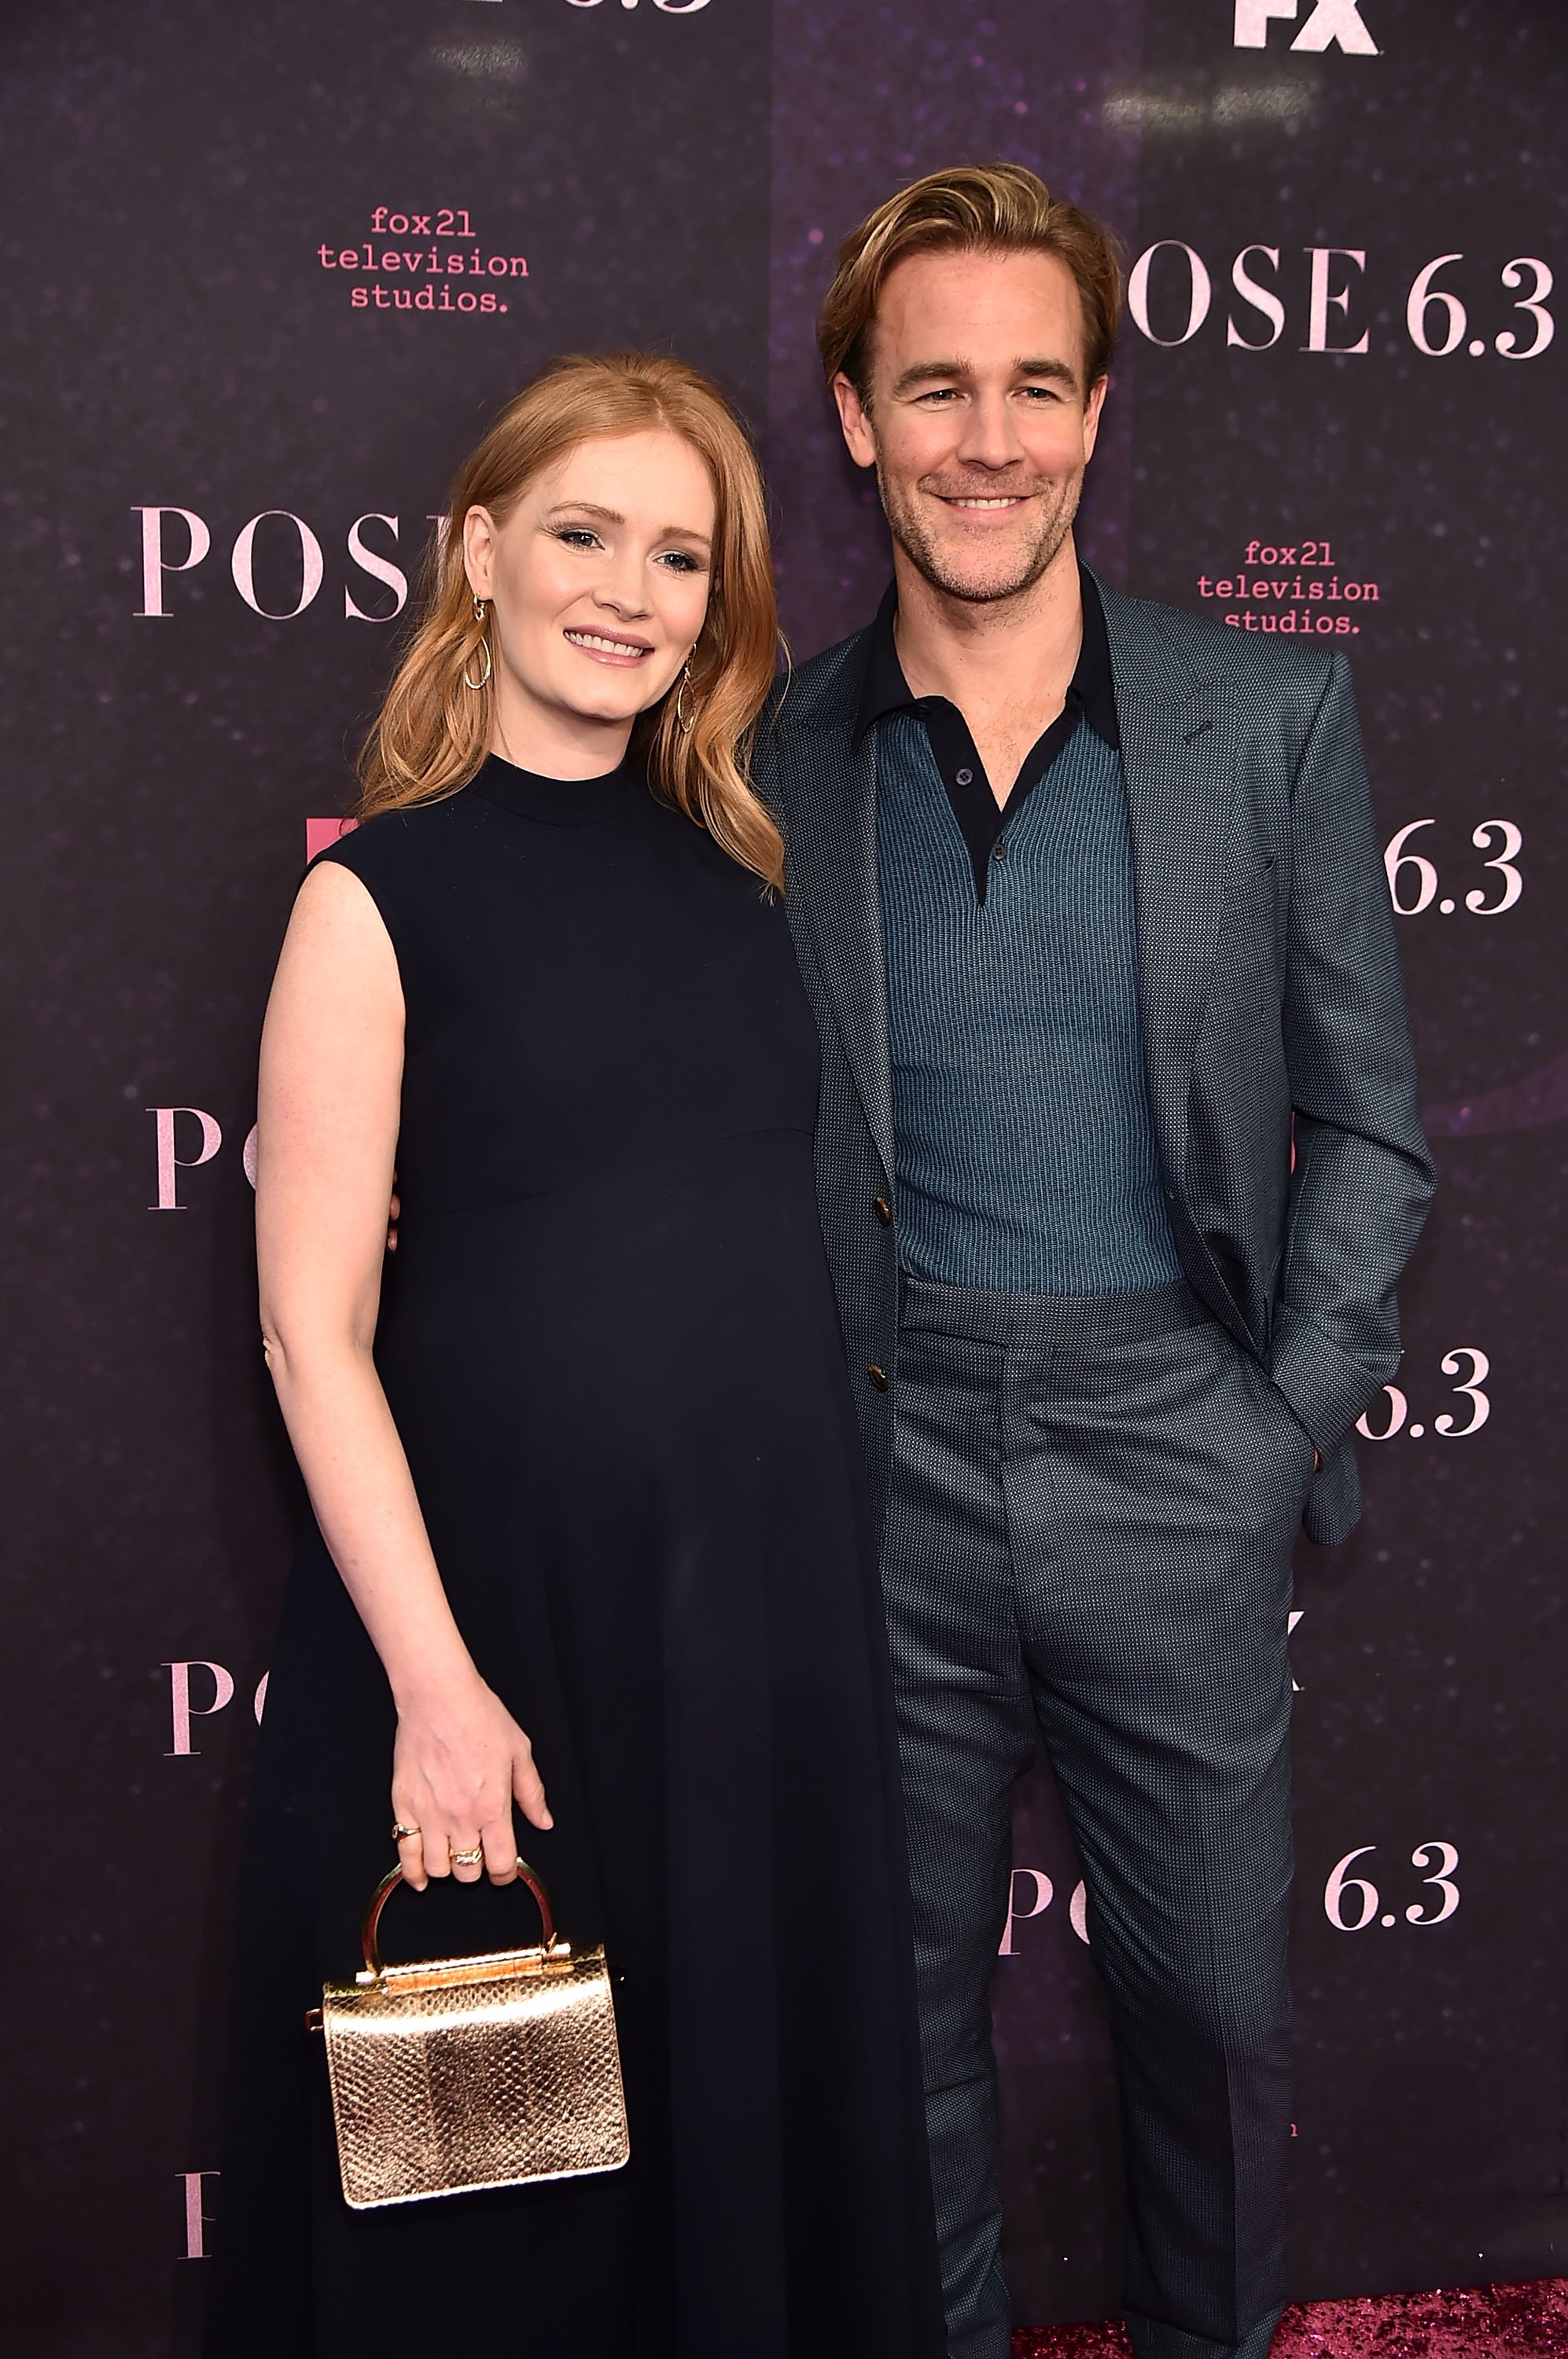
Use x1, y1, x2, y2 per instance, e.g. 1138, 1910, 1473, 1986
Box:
205, 353, 944, 2359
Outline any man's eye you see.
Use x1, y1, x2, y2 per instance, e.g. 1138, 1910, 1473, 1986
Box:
1021, 386, 1063, 401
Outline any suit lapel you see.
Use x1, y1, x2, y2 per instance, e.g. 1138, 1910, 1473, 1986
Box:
782, 679, 896, 1184
1101, 583, 1238, 1181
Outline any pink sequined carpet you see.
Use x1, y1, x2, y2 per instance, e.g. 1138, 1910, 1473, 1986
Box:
1011, 2278, 1568, 2356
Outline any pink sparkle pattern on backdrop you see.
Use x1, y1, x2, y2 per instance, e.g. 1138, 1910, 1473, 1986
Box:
1011, 2279, 1568, 2357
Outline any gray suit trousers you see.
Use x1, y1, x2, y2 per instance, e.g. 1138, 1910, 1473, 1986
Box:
884, 1277, 1313, 2359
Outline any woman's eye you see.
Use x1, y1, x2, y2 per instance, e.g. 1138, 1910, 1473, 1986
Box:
556, 528, 601, 550
657, 551, 701, 574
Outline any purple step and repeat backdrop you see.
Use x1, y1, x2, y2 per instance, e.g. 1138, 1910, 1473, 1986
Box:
2, 2, 1564, 2350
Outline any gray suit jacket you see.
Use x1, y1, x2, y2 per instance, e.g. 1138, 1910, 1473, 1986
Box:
752, 573, 1436, 1549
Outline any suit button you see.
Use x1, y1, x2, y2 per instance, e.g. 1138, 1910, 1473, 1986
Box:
867, 1363, 889, 1392
873, 1194, 893, 1226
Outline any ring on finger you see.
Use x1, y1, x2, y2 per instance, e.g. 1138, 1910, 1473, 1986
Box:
451, 1844, 484, 1868
392, 1822, 421, 1844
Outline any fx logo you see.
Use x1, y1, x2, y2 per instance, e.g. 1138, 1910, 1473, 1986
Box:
1234, 0, 1378, 51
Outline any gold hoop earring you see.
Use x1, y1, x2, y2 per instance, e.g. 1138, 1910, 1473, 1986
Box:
674, 660, 695, 733
463, 596, 491, 692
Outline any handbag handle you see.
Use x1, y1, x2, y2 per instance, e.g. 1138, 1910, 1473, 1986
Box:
360, 1857, 559, 1981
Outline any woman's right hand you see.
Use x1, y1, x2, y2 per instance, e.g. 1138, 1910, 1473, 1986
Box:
390, 1669, 552, 1890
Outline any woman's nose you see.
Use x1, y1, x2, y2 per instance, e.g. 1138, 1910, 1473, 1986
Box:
597, 556, 652, 617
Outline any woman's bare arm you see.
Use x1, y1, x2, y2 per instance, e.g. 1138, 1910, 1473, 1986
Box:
256, 861, 550, 1888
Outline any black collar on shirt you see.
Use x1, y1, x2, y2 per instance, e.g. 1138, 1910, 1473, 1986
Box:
852, 562, 1121, 903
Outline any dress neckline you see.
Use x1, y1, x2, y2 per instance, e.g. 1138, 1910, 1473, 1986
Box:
475, 749, 640, 827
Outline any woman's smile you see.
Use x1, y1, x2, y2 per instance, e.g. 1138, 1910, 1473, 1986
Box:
562, 625, 655, 666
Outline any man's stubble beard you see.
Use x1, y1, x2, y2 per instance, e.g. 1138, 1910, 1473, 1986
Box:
874, 451, 1085, 607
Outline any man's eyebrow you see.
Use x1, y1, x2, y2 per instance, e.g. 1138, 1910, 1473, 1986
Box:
889, 355, 1081, 396
889, 362, 968, 397
1014, 356, 1080, 388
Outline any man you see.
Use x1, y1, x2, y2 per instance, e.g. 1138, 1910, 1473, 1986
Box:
750, 164, 1434, 2359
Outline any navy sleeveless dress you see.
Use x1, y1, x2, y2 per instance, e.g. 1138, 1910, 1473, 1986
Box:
205, 754, 943, 2359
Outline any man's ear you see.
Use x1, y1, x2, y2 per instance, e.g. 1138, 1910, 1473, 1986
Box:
1081, 375, 1110, 467
830, 372, 878, 471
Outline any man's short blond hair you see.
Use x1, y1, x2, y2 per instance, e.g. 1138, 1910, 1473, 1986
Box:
816, 161, 1124, 403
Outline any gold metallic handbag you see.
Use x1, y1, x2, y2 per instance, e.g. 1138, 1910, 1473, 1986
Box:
308, 1860, 629, 2210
